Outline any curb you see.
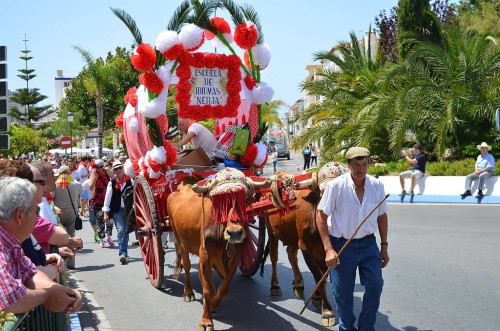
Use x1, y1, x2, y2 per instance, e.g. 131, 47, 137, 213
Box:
67, 313, 82, 331
387, 194, 500, 204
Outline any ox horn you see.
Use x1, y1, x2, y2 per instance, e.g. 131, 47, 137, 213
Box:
247, 178, 271, 189
191, 180, 214, 194
295, 178, 313, 189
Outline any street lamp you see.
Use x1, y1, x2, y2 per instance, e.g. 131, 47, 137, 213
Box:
67, 112, 74, 156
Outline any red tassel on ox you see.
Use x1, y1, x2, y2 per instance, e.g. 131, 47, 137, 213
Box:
210, 188, 248, 225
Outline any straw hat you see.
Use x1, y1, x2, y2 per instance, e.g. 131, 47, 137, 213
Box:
477, 142, 492, 151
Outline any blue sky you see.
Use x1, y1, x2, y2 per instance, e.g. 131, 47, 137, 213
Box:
2, 0, 398, 115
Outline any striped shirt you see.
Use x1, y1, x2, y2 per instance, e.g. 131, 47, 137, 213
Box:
0, 225, 38, 310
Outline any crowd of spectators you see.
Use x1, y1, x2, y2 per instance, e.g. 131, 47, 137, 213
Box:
0, 151, 130, 316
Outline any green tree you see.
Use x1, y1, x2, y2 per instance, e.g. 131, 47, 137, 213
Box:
397, 0, 442, 59
456, 0, 500, 37
8, 37, 54, 126
380, 25, 500, 159
293, 30, 386, 158
9, 124, 46, 156
261, 100, 285, 128
72, 47, 131, 158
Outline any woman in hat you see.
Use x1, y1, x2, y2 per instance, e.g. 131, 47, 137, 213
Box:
460, 142, 495, 198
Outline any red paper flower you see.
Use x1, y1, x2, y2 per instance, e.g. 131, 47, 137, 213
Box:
124, 87, 138, 106
241, 142, 258, 166
244, 75, 257, 90
139, 72, 164, 94
234, 22, 258, 50
163, 44, 184, 60
205, 17, 232, 40
115, 112, 124, 128
131, 44, 156, 72
163, 141, 177, 166
120, 134, 125, 144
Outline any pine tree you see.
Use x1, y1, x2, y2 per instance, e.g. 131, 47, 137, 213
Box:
8, 35, 54, 126
396, 0, 442, 59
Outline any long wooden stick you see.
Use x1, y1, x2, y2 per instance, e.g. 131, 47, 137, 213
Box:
299, 193, 390, 315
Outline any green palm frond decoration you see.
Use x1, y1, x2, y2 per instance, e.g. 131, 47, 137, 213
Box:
110, 8, 142, 46
187, 0, 223, 33
167, 0, 192, 32
221, 0, 245, 26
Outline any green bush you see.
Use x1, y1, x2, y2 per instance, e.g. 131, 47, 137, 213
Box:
446, 159, 475, 176
426, 161, 450, 175
369, 164, 388, 176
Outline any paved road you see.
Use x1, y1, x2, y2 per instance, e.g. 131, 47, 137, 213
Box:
69, 162, 500, 330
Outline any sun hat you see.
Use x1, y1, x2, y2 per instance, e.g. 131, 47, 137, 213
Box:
345, 147, 370, 160
112, 160, 123, 169
58, 166, 71, 174
477, 142, 492, 151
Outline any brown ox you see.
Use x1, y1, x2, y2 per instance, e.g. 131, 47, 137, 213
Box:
264, 166, 346, 327
168, 174, 269, 331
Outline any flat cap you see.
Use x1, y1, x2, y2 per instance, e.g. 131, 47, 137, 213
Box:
345, 147, 370, 160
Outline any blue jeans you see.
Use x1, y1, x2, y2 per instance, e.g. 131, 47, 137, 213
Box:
329, 235, 383, 331
112, 208, 129, 257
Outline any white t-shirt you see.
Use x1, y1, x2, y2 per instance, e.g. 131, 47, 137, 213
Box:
82, 179, 94, 199
38, 197, 58, 226
77, 163, 89, 184
318, 173, 387, 239
188, 123, 217, 159
71, 169, 80, 182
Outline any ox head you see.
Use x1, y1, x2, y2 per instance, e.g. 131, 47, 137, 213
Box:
295, 161, 349, 192
192, 168, 270, 244
271, 172, 297, 204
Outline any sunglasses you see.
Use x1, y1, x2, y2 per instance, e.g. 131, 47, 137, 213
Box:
33, 179, 45, 186
113, 167, 123, 171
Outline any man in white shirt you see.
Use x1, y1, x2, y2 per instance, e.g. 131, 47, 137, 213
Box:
177, 118, 227, 161
316, 147, 389, 331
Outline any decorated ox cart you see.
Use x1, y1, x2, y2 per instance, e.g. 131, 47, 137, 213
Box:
112, 2, 319, 329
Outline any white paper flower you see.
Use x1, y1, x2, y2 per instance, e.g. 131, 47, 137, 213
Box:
252, 44, 272, 69
251, 81, 274, 104
129, 117, 139, 133
179, 24, 204, 51
156, 63, 180, 86
149, 146, 167, 164
156, 30, 180, 53
140, 90, 168, 118
254, 142, 268, 166
124, 159, 136, 179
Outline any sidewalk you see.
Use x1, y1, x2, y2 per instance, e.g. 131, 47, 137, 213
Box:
379, 175, 500, 204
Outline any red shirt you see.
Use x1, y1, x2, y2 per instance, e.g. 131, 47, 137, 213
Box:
0, 225, 38, 310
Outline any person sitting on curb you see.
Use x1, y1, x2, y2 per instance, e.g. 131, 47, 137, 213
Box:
461, 142, 495, 198
399, 144, 426, 196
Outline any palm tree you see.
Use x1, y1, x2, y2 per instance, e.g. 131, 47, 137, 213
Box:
380, 24, 500, 158
73, 46, 124, 158
292, 29, 384, 158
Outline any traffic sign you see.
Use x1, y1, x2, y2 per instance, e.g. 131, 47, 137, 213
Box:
59, 136, 72, 148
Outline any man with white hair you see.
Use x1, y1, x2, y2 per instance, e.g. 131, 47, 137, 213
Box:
460, 142, 496, 198
0, 177, 83, 314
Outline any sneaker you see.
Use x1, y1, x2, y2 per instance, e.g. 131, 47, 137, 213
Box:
398, 190, 406, 196
408, 190, 415, 196
99, 240, 106, 248
120, 255, 128, 265
460, 190, 472, 197
93, 232, 100, 243
475, 190, 484, 198
107, 237, 116, 247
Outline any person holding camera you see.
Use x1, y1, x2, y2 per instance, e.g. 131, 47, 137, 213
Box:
399, 144, 426, 196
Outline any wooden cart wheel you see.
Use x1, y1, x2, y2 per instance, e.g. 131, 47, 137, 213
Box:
239, 215, 267, 277
134, 175, 164, 288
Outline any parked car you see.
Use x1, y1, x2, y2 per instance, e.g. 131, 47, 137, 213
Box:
275, 143, 290, 160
